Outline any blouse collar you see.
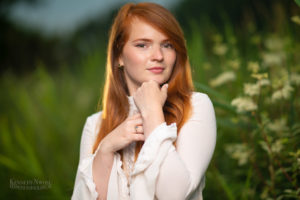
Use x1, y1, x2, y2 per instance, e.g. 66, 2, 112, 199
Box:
127, 96, 139, 115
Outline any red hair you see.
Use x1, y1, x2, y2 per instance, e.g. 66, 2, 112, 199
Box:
93, 2, 194, 154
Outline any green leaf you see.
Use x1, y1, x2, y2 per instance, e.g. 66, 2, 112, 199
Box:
194, 82, 228, 100
0, 155, 19, 172
212, 167, 236, 200
194, 82, 236, 113
14, 125, 43, 177
212, 100, 236, 113
295, 0, 300, 7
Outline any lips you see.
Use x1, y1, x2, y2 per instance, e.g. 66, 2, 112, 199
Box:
147, 67, 164, 74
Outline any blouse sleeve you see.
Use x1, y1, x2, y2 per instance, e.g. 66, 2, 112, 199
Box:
72, 112, 119, 200
156, 93, 216, 199
130, 93, 217, 200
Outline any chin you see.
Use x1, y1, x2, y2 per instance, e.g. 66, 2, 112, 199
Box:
149, 78, 166, 85
140, 74, 169, 85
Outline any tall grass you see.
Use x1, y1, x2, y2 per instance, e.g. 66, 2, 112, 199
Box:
0, 48, 106, 199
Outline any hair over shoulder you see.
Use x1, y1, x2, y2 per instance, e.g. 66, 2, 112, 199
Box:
93, 2, 194, 153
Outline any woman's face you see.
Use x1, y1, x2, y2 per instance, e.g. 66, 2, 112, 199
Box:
119, 18, 176, 95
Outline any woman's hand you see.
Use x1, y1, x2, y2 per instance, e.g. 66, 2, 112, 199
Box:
133, 80, 168, 138
99, 113, 145, 154
94, 114, 144, 200
133, 80, 168, 116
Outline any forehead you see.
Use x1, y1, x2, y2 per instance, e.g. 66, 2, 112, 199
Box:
127, 18, 168, 41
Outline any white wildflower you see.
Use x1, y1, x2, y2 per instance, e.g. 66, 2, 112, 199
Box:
267, 118, 288, 133
231, 97, 257, 113
247, 61, 260, 73
244, 83, 260, 96
226, 144, 251, 166
272, 91, 282, 101
290, 73, 300, 86
257, 79, 270, 86
251, 73, 268, 80
272, 69, 289, 89
281, 84, 294, 98
271, 83, 294, 102
213, 43, 228, 56
265, 37, 284, 51
271, 140, 284, 153
243, 79, 270, 97
209, 71, 236, 87
262, 52, 285, 67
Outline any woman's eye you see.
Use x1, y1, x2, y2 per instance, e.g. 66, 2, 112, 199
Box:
162, 43, 173, 49
135, 43, 147, 48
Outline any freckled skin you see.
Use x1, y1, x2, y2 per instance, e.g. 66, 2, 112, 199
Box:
119, 18, 176, 95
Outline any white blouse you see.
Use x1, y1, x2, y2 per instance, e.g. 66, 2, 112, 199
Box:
72, 92, 216, 200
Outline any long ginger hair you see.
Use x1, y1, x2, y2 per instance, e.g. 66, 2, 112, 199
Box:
92, 2, 194, 153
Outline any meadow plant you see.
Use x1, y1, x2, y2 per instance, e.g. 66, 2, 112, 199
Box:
211, 28, 299, 200
187, 5, 300, 198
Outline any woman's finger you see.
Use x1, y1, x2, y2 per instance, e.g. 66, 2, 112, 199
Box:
131, 133, 145, 141
134, 125, 144, 134
161, 83, 168, 96
132, 118, 143, 126
129, 113, 142, 120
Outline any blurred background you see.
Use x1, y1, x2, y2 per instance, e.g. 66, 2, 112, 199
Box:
1, 0, 300, 199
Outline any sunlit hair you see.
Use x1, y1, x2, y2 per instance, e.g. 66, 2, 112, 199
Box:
93, 2, 194, 154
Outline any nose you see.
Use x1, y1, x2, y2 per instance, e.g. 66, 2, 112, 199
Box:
151, 46, 163, 62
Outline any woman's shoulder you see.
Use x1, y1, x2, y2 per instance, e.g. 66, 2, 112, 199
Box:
190, 92, 215, 119
85, 111, 103, 133
191, 92, 212, 106
86, 111, 102, 122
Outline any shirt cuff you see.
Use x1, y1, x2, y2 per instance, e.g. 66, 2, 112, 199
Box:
132, 122, 177, 175
78, 154, 99, 200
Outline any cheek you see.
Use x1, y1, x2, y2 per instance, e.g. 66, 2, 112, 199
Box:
122, 48, 146, 67
166, 51, 176, 69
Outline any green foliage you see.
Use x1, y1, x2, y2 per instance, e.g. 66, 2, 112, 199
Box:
0, 49, 105, 199
187, 4, 300, 199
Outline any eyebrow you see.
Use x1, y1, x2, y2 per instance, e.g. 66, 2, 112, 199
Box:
131, 38, 170, 43
132, 38, 151, 42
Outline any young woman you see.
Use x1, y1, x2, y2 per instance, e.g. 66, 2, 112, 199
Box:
72, 2, 216, 200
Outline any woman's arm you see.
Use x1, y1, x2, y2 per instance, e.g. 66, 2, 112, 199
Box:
92, 113, 145, 199
133, 80, 168, 137
72, 113, 102, 200
155, 93, 216, 199
92, 150, 114, 200
131, 91, 216, 200
72, 112, 145, 200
